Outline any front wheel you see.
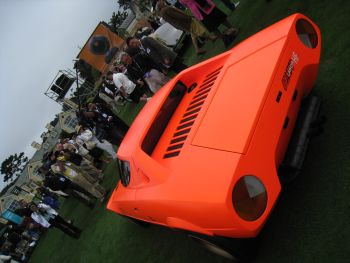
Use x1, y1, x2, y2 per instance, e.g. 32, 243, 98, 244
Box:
189, 234, 257, 261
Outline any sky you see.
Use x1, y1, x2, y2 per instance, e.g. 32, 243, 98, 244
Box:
0, 0, 118, 189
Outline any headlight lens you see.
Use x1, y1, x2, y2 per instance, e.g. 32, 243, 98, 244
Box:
232, 175, 267, 221
118, 159, 130, 187
296, 19, 318, 48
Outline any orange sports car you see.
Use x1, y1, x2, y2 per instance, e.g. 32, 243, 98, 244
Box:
108, 13, 321, 259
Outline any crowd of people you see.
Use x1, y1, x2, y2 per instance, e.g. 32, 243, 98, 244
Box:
99, 0, 240, 107
0, 100, 130, 262
155, 0, 240, 54
1, 0, 241, 261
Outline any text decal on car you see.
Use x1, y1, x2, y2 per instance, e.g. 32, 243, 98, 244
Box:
282, 52, 299, 90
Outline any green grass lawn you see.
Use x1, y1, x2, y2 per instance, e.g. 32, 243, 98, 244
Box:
29, 0, 350, 262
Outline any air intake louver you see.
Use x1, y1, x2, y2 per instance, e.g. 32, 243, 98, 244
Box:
163, 67, 222, 159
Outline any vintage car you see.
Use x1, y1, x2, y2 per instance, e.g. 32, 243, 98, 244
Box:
107, 13, 321, 259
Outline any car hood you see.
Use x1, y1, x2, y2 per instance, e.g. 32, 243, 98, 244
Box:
192, 37, 286, 154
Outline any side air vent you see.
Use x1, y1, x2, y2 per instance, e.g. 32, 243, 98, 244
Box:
142, 82, 187, 155
163, 67, 223, 159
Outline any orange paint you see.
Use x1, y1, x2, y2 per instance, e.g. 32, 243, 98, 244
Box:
107, 14, 321, 238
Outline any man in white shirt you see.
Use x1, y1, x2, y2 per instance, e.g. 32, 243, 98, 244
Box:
106, 71, 151, 103
30, 203, 82, 239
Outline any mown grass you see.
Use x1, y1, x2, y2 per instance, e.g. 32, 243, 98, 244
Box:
29, 0, 350, 262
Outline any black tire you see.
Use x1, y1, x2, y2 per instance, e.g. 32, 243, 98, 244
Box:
189, 234, 257, 262
127, 217, 151, 228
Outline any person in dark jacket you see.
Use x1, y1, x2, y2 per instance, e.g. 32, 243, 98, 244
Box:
119, 52, 162, 82
14, 199, 32, 218
125, 36, 187, 73
88, 102, 129, 145
118, 52, 170, 93
41, 169, 95, 208
76, 102, 128, 146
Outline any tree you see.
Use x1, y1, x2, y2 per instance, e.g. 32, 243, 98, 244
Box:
73, 59, 95, 83
1, 152, 29, 183
108, 10, 128, 35
117, 0, 131, 10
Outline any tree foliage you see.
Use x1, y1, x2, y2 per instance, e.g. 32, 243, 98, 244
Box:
1, 152, 29, 183
117, 0, 131, 10
108, 10, 128, 35
74, 59, 95, 83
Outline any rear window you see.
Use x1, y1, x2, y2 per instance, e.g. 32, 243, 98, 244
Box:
141, 81, 187, 155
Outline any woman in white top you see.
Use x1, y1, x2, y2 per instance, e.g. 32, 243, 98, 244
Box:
76, 127, 116, 160
106, 71, 150, 103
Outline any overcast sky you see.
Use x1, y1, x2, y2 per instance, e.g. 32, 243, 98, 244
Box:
0, 0, 118, 189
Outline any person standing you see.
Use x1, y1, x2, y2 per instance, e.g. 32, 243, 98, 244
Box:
88, 102, 129, 135
179, 0, 239, 47
125, 36, 187, 73
117, 52, 169, 93
50, 157, 107, 202
156, 0, 218, 54
56, 142, 103, 181
75, 125, 118, 159
106, 70, 151, 102
41, 169, 96, 208
30, 203, 81, 239
76, 104, 128, 146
